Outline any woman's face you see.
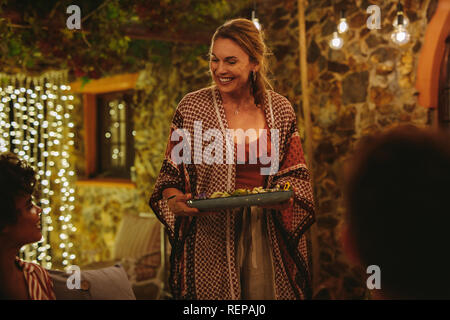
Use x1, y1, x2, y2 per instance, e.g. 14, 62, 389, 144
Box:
2, 194, 42, 247
210, 38, 258, 96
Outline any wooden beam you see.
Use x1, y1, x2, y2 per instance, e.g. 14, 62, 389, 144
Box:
76, 178, 136, 189
298, 0, 320, 297
69, 73, 139, 94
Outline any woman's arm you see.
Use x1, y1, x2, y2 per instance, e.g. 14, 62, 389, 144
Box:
162, 187, 184, 200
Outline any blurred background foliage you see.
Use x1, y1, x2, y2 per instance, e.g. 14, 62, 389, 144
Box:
0, 0, 252, 80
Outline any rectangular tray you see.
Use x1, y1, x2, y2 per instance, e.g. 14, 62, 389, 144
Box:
186, 190, 293, 211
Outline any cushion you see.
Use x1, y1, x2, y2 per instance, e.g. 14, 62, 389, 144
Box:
48, 264, 136, 300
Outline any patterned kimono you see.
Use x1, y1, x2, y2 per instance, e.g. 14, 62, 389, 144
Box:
150, 86, 315, 299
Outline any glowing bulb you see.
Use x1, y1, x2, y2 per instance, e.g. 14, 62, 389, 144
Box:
391, 5, 410, 46
391, 25, 410, 45
337, 18, 349, 33
251, 10, 261, 31
329, 32, 344, 50
253, 18, 261, 31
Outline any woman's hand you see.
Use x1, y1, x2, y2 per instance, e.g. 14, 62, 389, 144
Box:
167, 193, 216, 217
260, 197, 294, 211
259, 185, 295, 211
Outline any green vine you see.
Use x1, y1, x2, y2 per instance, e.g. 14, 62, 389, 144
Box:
0, 0, 251, 80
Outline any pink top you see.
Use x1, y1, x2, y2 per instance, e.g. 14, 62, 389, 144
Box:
15, 257, 56, 300
235, 127, 272, 189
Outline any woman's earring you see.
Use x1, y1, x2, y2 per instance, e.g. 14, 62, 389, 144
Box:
252, 71, 257, 83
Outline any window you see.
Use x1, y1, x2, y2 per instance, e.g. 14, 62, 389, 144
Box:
96, 91, 135, 179
70, 73, 139, 186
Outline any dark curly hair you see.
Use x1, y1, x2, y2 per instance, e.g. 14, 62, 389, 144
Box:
0, 152, 37, 231
345, 125, 450, 299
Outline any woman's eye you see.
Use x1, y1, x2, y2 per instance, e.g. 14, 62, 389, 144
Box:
228, 60, 236, 64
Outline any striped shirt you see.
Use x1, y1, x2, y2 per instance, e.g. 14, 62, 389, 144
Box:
15, 258, 56, 300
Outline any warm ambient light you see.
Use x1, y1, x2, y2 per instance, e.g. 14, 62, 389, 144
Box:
337, 18, 349, 33
0, 71, 76, 269
391, 26, 410, 45
251, 10, 261, 31
391, 2, 411, 46
329, 32, 344, 50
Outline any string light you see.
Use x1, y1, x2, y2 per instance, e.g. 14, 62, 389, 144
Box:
0, 71, 76, 269
391, 2, 410, 46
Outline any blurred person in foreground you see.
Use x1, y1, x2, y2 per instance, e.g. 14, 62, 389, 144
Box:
0, 152, 55, 300
342, 125, 450, 299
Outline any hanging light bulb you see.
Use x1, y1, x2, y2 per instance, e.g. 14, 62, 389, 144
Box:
337, 10, 349, 34
393, 6, 409, 28
391, 2, 410, 46
251, 10, 261, 31
391, 25, 410, 45
329, 32, 344, 50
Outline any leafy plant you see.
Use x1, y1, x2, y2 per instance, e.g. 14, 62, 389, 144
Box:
0, 0, 251, 80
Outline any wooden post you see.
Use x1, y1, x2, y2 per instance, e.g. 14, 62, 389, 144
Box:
298, 0, 320, 296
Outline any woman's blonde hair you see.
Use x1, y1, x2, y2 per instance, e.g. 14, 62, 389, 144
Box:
210, 18, 272, 106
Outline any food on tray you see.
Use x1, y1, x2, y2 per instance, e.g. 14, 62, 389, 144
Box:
199, 183, 291, 200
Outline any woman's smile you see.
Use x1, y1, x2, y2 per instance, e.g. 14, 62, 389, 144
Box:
218, 76, 235, 84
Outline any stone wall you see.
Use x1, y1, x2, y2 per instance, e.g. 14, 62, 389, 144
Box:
73, 185, 139, 264
259, 0, 433, 298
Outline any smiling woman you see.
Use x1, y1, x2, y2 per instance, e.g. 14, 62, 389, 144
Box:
150, 18, 315, 300
0, 152, 55, 300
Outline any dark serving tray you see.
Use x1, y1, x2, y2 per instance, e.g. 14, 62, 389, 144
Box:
186, 190, 293, 211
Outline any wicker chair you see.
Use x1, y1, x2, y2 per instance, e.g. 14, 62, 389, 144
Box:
81, 212, 170, 299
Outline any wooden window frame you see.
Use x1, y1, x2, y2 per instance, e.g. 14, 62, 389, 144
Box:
69, 73, 139, 188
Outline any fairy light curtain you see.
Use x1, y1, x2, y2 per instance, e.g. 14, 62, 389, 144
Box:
0, 70, 76, 269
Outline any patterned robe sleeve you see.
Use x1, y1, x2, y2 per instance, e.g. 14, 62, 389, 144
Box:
268, 98, 316, 298
149, 106, 188, 245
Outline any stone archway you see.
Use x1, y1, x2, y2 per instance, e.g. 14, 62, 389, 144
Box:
416, 0, 450, 116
